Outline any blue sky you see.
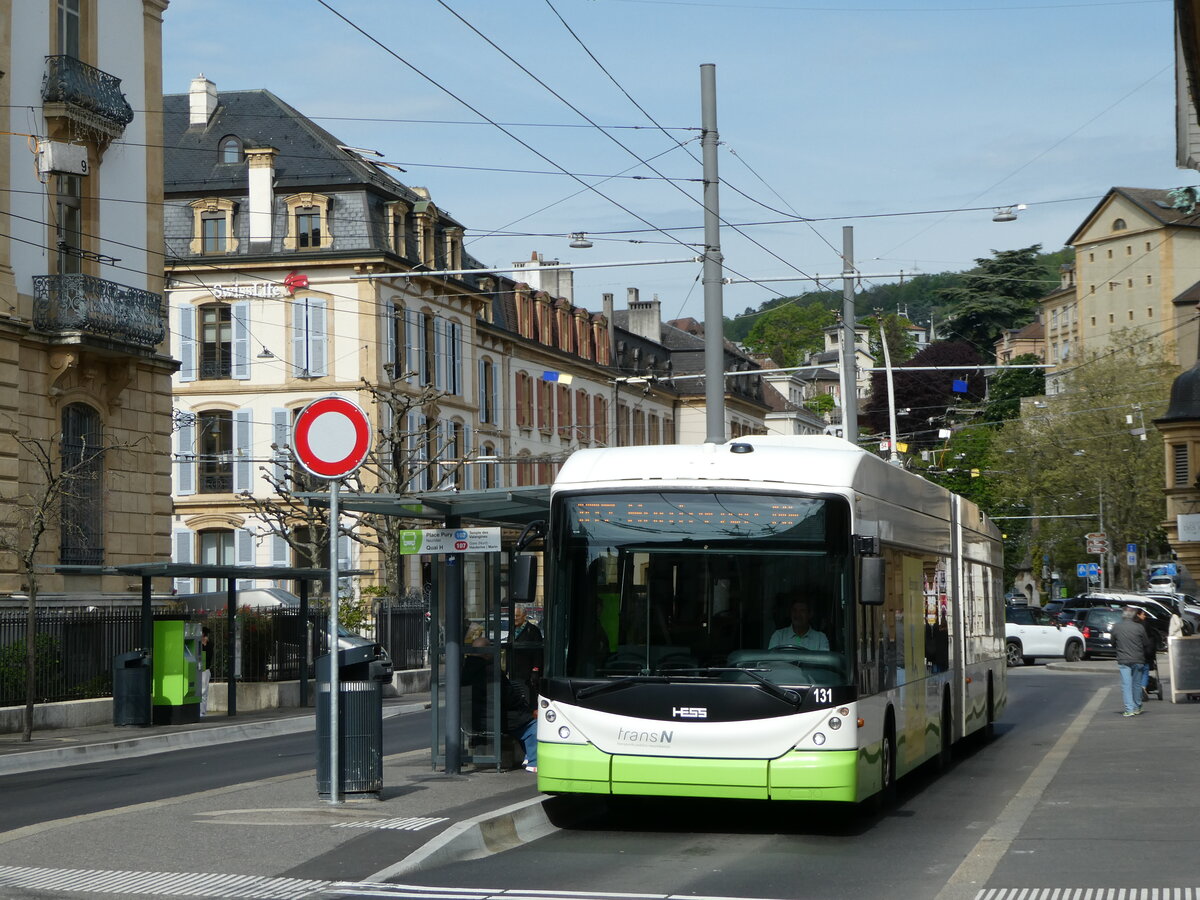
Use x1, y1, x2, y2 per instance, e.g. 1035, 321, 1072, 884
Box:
163, 0, 1187, 323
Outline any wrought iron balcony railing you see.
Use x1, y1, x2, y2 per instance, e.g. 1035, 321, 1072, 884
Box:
41, 55, 134, 131
33, 273, 165, 348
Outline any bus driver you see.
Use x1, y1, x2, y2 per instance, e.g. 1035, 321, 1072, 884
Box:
769, 597, 830, 651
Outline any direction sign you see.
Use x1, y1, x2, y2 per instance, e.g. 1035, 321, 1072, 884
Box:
399, 527, 502, 555
1085, 532, 1107, 541
292, 396, 371, 479
1087, 540, 1109, 554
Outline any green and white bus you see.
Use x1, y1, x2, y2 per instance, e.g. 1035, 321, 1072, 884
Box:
533, 435, 1006, 803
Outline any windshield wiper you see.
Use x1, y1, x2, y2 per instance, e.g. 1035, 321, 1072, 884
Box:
575, 675, 669, 700
673, 667, 803, 708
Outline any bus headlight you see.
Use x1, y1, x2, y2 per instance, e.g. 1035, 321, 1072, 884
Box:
544, 710, 557, 723
558, 726, 571, 739
812, 732, 826, 746
828, 717, 842, 730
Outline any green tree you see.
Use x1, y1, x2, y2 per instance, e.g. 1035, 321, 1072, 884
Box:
861, 312, 918, 365
993, 344, 1175, 594
938, 245, 1055, 353
741, 301, 834, 366
984, 353, 1046, 424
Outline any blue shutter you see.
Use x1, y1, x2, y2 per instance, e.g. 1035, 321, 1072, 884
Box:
308, 298, 327, 377
272, 408, 290, 485
292, 300, 307, 377
463, 424, 472, 490
176, 418, 195, 496
178, 305, 196, 382
233, 409, 253, 493
173, 529, 195, 594
383, 302, 397, 376
416, 313, 428, 384
235, 527, 255, 588
477, 359, 487, 423
434, 317, 447, 390
271, 532, 290, 567
405, 309, 418, 384
231, 301, 250, 380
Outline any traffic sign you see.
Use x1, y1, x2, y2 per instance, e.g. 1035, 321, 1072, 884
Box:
1087, 541, 1109, 554
1076, 562, 1101, 578
1085, 531, 1106, 541
1127, 552, 1137, 566
292, 396, 371, 479
399, 527, 502, 555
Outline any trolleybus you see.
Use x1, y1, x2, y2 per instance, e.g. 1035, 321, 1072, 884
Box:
529, 434, 1006, 803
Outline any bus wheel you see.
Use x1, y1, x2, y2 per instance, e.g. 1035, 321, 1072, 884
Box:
879, 721, 897, 807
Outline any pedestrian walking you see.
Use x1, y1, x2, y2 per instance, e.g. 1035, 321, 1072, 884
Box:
1136, 609, 1159, 702
199, 627, 212, 717
1112, 606, 1152, 717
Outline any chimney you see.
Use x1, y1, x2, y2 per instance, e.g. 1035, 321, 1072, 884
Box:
603, 292, 615, 362
626, 291, 662, 342
189, 75, 217, 126
245, 147, 277, 246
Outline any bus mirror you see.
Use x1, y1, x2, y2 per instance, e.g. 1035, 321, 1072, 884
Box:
860, 556, 885, 606
510, 554, 538, 603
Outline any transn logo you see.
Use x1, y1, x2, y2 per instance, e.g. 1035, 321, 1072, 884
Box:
672, 707, 707, 719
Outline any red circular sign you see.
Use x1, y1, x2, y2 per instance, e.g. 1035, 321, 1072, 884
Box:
292, 396, 371, 479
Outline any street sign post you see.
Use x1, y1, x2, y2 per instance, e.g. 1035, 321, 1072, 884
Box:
292, 396, 371, 806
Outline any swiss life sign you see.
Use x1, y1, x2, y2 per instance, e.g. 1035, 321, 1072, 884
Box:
292, 396, 371, 479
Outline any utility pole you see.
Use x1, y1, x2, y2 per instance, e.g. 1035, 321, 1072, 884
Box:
700, 63, 726, 444
840, 227, 858, 443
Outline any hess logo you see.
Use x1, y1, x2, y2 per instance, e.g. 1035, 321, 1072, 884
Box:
672, 707, 707, 719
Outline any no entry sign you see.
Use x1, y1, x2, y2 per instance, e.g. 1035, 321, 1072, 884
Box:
292, 396, 371, 479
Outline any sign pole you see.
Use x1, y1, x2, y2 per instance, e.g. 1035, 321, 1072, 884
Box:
328, 478, 340, 805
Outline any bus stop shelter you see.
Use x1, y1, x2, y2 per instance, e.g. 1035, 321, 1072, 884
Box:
300, 486, 550, 773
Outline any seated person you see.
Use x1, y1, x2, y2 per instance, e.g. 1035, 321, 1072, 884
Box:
768, 597, 830, 651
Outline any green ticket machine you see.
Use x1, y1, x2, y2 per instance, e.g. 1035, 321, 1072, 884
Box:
152, 619, 201, 724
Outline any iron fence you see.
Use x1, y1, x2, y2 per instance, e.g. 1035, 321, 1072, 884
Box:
0, 607, 334, 707
374, 597, 430, 670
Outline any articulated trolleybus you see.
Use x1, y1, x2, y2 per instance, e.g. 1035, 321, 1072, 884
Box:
532, 434, 1006, 803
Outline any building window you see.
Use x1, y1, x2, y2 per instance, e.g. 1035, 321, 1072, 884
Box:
538, 378, 553, 433
198, 410, 233, 493
1088, 253, 1094, 262
479, 359, 496, 424
284, 192, 332, 250
1174, 444, 1189, 487
56, 174, 83, 275
1112, 218, 1127, 231
296, 207, 321, 249
189, 198, 238, 255
57, 0, 80, 58
1090, 316, 1096, 326
1089, 285, 1096, 294
557, 384, 571, 436
219, 137, 242, 164
291, 296, 327, 378
202, 211, 227, 254
1146, 241, 1152, 251
200, 303, 232, 379
1106, 249, 1113, 259
1126, 245, 1132, 256
1108, 313, 1115, 323
387, 201, 409, 256
1128, 310, 1134, 321
198, 529, 234, 593
1148, 307, 1154, 318
60, 402, 103, 565
515, 372, 532, 429
1147, 274, 1153, 285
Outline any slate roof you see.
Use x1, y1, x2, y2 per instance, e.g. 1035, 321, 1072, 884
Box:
1066, 187, 1200, 246
162, 88, 458, 227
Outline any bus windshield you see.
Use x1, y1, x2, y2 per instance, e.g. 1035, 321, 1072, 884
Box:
547, 490, 853, 688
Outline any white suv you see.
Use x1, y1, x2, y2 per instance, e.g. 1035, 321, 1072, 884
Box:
1005, 605, 1084, 666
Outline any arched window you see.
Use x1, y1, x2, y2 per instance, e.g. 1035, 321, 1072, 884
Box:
219, 136, 242, 164
60, 403, 103, 564
1112, 218, 1127, 231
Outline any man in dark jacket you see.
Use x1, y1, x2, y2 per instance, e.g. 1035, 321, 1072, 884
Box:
1112, 606, 1152, 716
1136, 609, 1159, 702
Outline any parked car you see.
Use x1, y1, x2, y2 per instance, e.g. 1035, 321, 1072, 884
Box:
1069, 607, 1124, 659
1140, 591, 1200, 625
1147, 573, 1177, 592
1005, 605, 1085, 666
1057, 592, 1190, 649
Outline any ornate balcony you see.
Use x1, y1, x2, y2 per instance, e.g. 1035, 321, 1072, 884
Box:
33, 273, 165, 349
41, 55, 134, 139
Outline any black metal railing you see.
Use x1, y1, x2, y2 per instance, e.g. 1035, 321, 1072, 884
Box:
374, 597, 430, 670
41, 55, 134, 129
33, 274, 165, 348
0, 607, 338, 707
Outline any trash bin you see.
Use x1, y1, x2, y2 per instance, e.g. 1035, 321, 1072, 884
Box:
113, 649, 151, 727
316, 643, 393, 798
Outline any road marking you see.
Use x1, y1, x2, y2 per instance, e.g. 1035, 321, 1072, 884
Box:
975, 891, 1200, 899
933, 686, 1111, 900
333, 816, 450, 831
0, 866, 798, 900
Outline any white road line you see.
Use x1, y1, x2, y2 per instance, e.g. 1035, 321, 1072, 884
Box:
333, 816, 450, 831
933, 686, 1111, 900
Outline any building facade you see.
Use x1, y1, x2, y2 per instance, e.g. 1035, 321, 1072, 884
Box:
0, 0, 173, 597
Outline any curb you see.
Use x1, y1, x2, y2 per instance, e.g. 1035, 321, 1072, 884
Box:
0, 702, 423, 777
367, 795, 557, 880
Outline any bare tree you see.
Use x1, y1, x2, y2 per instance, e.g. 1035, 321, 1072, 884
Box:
0, 416, 142, 741
240, 377, 455, 605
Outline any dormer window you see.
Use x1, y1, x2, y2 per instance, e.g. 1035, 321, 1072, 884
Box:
219, 136, 242, 164
284, 192, 332, 250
